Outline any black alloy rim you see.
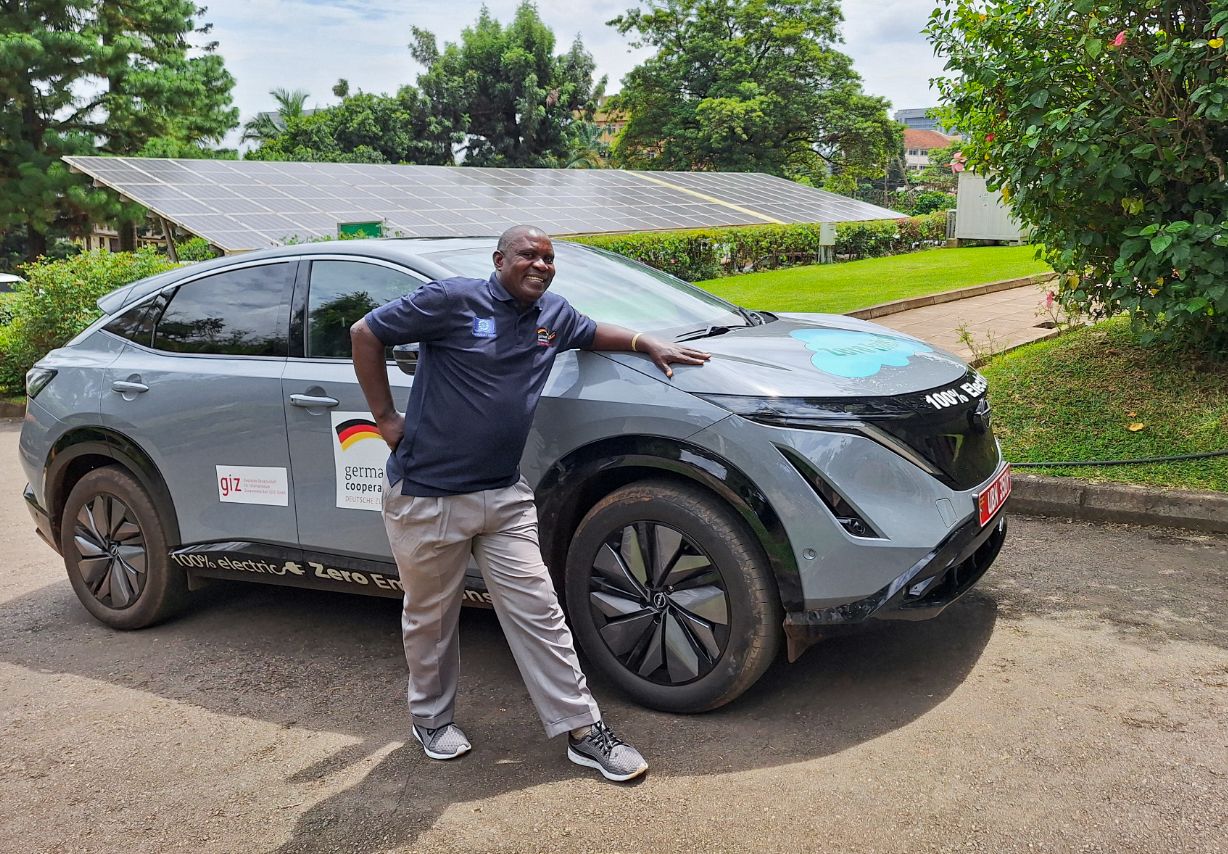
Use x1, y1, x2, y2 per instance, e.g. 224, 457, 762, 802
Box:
587, 522, 730, 685
71, 493, 147, 609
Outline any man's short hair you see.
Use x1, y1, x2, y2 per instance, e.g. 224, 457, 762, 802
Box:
496, 225, 549, 256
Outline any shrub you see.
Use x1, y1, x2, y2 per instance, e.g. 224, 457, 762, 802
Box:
0, 248, 176, 393
911, 191, 958, 216
927, 0, 1228, 349
572, 215, 947, 281
175, 236, 221, 262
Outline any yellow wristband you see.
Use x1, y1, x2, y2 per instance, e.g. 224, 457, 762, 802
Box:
631, 332, 643, 352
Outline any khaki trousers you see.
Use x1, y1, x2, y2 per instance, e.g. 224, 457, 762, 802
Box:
382, 475, 602, 738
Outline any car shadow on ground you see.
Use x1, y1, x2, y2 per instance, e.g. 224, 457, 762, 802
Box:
0, 577, 997, 852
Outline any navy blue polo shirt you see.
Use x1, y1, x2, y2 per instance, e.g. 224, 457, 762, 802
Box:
364, 273, 597, 496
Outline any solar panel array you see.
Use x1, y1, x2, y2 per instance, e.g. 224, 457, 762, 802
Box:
64, 156, 905, 253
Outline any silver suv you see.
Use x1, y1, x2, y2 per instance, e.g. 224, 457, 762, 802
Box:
19, 238, 1010, 712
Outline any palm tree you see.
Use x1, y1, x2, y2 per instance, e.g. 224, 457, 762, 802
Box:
563, 121, 609, 169
241, 88, 311, 145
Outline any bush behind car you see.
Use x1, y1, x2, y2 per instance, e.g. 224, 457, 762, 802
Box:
0, 248, 176, 394
573, 214, 948, 281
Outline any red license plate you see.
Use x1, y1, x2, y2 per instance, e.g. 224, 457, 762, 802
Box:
978, 464, 1011, 526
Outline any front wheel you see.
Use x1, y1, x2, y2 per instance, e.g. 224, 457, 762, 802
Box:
59, 466, 187, 629
565, 479, 782, 713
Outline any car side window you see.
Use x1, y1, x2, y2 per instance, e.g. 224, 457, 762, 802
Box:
306, 260, 423, 359
103, 296, 163, 347
153, 263, 291, 356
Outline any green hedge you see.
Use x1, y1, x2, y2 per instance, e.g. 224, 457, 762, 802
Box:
570, 212, 947, 282
0, 248, 176, 394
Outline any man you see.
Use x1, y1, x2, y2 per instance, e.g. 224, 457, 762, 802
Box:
350, 225, 709, 782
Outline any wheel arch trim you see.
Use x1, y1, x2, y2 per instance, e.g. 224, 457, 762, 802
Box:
535, 435, 803, 610
45, 427, 182, 547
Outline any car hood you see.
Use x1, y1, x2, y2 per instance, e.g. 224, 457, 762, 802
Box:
604, 314, 971, 397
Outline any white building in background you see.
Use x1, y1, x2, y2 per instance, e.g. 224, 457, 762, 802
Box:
903, 128, 957, 172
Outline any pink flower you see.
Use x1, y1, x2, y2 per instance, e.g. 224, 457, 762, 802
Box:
949, 152, 967, 174
1045, 290, 1056, 309
985, 133, 995, 143
1112, 31, 1127, 47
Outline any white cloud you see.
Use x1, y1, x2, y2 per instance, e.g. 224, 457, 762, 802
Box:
203, 0, 943, 147
840, 0, 946, 113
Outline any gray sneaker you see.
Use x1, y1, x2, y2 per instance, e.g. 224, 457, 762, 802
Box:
567, 721, 648, 782
412, 722, 472, 760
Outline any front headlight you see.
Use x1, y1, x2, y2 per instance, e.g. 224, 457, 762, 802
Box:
694, 393, 943, 477
692, 393, 911, 426
25, 367, 56, 399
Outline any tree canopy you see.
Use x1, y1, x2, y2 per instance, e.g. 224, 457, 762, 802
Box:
245, 88, 454, 165
410, 1, 604, 167
928, 0, 1228, 348
244, 2, 603, 168
608, 0, 899, 182
0, 0, 238, 259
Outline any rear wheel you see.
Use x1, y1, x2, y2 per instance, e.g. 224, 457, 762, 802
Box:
59, 466, 186, 629
565, 480, 782, 713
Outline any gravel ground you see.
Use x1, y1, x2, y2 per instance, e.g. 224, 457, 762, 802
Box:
1, 418, 1225, 853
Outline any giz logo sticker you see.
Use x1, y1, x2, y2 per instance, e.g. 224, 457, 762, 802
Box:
215, 465, 289, 506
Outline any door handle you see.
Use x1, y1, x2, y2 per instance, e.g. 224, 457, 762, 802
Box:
111, 381, 149, 394
289, 393, 340, 408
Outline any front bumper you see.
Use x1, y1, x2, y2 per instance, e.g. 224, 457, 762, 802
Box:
782, 502, 1008, 659
24, 483, 57, 552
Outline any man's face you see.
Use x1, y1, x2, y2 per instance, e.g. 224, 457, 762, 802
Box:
494, 233, 556, 306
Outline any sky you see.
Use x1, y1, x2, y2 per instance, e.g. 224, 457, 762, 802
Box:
203, 0, 947, 147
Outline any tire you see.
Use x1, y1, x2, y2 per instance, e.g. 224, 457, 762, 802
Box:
59, 466, 187, 629
565, 479, 782, 713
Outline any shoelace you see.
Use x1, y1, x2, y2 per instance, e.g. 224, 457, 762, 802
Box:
585, 721, 625, 754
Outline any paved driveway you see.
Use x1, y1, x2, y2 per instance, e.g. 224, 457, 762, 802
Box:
1, 418, 1225, 853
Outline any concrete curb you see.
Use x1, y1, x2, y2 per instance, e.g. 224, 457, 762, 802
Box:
1011, 473, 1228, 535
848, 272, 1058, 320
0, 399, 23, 418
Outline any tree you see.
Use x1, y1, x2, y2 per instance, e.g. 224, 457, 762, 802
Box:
914, 141, 960, 193
563, 121, 610, 168
608, 0, 899, 182
927, 0, 1228, 348
246, 88, 454, 165
410, 2, 605, 167
0, 1, 238, 259
241, 88, 311, 145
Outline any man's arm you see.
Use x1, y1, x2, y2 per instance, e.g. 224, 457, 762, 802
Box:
350, 318, 405, 450
589, 323, 711, 379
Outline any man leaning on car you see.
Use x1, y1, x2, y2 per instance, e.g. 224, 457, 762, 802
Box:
349, 224, 709, 782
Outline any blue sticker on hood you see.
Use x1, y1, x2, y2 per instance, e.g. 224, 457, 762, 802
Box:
790, 329, 933, 378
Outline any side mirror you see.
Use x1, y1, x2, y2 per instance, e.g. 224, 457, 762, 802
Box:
392, 343, 419, 376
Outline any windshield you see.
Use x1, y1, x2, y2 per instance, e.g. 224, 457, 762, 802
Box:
422, 243, 746, 334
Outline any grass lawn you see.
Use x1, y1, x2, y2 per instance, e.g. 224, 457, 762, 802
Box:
981, 318, 1228, 493
694, 245, 1051, 314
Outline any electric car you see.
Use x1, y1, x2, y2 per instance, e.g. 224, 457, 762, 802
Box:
18, 238, 1010, 712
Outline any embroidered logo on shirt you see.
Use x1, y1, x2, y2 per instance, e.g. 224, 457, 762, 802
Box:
472, 317, 497, 338
536, 327, 557, 347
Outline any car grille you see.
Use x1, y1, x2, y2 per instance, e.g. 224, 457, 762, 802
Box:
874, 372, 1001, 490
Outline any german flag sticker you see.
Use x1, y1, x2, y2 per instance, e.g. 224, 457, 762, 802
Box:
335, 418, 382, 451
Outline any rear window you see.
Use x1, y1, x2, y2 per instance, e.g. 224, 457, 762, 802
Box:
153, 263, 291, 356
103, 297, 163, 347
